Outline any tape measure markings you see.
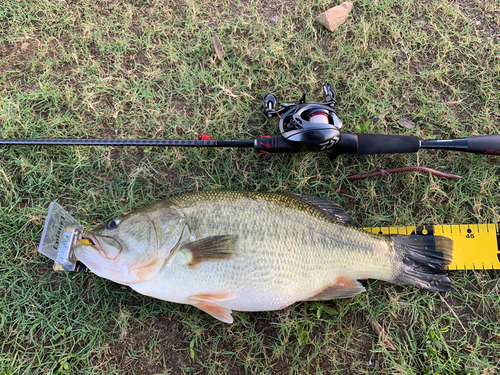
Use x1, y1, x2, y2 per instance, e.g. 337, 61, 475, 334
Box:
363, 224, 500, 271
497, 224, 500, 263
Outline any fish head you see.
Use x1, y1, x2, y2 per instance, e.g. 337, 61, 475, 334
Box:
74, 203, 184, 285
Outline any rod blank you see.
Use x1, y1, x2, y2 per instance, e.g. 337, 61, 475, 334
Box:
0, 138, 255, 148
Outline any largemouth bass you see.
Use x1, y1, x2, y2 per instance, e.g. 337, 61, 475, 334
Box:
74, 191, 453, 323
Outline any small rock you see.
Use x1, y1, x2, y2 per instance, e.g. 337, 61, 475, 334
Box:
400, 116, 416, 129
315, 2, 353, 32
269, 15, 279, 23
475, 21, 482, 27
20, 42, 30, 53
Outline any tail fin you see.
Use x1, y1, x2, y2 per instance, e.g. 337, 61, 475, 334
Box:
392, 235, 454, 292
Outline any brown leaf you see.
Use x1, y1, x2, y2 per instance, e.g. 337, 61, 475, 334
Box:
211, 35, 224, 60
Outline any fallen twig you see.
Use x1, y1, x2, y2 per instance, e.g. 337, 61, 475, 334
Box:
438, 294, 467, 333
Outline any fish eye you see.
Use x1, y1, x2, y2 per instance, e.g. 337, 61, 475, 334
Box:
107, 219, 119, 230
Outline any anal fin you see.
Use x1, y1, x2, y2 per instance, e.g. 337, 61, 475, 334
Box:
305, 277, 366, 301
189, 293, 236, 323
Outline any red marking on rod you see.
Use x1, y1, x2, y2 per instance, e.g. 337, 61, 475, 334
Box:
198, 134, 212, 140
259, 142, 270, 148
355, 134, 359, 154
259, 150, 270, 154
260, 135, 271, 138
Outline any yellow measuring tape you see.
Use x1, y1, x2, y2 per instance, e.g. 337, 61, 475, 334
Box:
363, 224, 500, 270
56, 226, 500, 272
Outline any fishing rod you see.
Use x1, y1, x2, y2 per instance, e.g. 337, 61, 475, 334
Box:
2, 83, 499, 158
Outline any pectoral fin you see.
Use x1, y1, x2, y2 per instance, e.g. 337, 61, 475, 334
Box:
183, 235, 237, 266
189, 293, 236, 323
305, 277, 366, 301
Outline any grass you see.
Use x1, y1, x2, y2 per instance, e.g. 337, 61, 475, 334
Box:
1, 0, 499, 373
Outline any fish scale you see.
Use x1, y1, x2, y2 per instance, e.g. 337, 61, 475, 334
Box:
74, 190, 453, 323
133, 192, 398, 309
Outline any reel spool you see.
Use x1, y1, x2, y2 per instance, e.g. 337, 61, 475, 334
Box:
263, 83, 343, 152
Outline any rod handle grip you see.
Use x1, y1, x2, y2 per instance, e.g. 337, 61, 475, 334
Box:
464, 135, 500, 154
334, 134, 420, 155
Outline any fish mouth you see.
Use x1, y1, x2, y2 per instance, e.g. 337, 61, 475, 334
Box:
82, 232, 122, 260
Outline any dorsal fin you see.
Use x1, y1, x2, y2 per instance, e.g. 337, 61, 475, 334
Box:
285, 192, 354, 224
183, 235, 237, 266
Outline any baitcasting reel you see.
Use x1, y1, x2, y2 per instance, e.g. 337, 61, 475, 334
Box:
262, 83, 343, 151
